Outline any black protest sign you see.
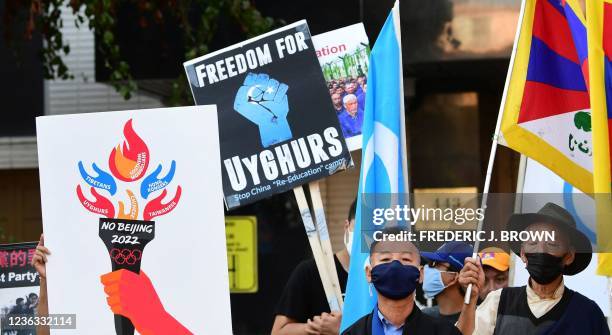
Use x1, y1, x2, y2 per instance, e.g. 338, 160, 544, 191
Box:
0, 242, 40, 335
184, 20, 352, 209
0, 242, 39, 289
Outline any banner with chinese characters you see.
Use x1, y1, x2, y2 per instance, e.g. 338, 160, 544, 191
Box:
36, 106, 232, 334
313, 23, 370, 151
184, 20, 352, 209
0, 242, 40, 334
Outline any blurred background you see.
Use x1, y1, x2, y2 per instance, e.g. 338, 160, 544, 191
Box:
0, 0, 538, 333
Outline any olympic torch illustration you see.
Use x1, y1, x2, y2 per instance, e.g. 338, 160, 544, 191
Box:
99, 217, 155, 335
76, 119, 182, 335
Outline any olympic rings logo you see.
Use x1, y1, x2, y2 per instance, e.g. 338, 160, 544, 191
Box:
110, 248, 142, 265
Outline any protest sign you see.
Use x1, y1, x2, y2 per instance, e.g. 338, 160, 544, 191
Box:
0, 243, 39, 291
0, 242, 39, 334
225, 216, 257, 293
313, 23, 370, 151
36, 106, 232, 334
184, 20, 352, 209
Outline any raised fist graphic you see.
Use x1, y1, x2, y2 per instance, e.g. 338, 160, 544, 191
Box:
233, 73, 292, 148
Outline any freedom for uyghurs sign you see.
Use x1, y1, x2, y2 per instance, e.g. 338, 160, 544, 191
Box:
184, 20, 352, 209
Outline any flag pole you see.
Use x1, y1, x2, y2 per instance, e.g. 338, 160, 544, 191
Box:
608, 277, 612, 330
309, 181, 344, 309
392, 0, 409, 195
463, 113, 503, 304
464, 0, 527, 304
508, 154, 527, 286
293, 186, 341, 311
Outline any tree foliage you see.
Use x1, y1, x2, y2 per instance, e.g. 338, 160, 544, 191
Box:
3, 0, 279, 103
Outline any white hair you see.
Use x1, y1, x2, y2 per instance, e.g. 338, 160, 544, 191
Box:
342, 94, 357, 105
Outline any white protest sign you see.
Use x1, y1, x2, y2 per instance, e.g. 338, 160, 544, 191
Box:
313, 23, 370, 151
36, 106, 232, 334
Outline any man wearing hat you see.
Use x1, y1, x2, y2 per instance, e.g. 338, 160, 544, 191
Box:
421, 241, 473, 324
456, 203, 609, 335
477, 247, 510, 301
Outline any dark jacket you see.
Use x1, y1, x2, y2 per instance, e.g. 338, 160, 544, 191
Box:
342, 305, 461, 335
543, 288, 609, 335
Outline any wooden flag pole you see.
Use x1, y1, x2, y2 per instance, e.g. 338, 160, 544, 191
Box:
309, 181, 344, 308
464, 0, 527, 305
293, 186, 341, 311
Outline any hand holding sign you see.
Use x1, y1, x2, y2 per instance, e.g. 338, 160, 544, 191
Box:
32, 234, 50, 280
101, 269, 192, 335
234, 73, 292, 148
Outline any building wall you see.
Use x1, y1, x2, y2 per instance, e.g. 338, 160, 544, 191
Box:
44, 6, 162, 117
0, 5, 164, 243
0, 169, 42, 243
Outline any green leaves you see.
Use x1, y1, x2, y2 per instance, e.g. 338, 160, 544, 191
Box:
103, 30, 114, 44
15, 0, 279, 102
168, 0, 280, 106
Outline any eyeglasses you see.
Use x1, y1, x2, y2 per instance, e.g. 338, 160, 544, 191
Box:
431, 262, 459, 275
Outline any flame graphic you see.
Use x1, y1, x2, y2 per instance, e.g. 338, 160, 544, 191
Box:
117, 190, 139, 220
143, 186, 182, 221
76, 185, 115, 218
109, 119, 150, 182
77, 118, 182, 221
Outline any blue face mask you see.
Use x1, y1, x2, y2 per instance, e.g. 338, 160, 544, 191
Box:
370, 260, 420, 300
423, 265, 451, 299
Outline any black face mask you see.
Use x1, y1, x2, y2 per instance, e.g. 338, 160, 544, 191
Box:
371, 260, 420, 300
525, 253, 565, 284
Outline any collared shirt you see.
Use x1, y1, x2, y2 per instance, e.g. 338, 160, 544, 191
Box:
377, 309, 404, 335
343, 303, 461, 335
338, 108, 364, 138
471, 279, 565, 335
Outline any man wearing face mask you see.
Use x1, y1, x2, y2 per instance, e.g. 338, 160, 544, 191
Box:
342, 226, 461, 335
272, 199, 356, 335
421, 241, 473, 324
457, 203, 609, 335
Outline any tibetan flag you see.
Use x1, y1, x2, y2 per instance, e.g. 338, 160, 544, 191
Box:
586, 0, 612, 275
340, 0, 409, 330
499, 0, 594, 194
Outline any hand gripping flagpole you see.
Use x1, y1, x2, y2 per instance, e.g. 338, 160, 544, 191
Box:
464, 0, 527, 304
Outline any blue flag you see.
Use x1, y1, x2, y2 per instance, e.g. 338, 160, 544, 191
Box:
340, 1, 408, 331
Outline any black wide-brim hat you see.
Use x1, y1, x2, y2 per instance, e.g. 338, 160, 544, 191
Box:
507, 202, 592, 275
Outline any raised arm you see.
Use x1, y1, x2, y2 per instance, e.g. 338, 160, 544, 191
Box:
456, 257, 484, 335
32, 234, 50, 335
